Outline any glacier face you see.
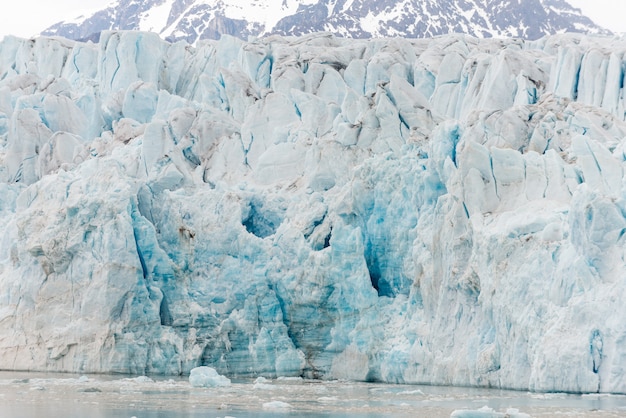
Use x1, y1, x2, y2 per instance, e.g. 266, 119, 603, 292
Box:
1, 31, 626, 394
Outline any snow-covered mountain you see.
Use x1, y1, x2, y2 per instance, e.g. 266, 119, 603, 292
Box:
1, 30, 626, 393
41, 0, 608, 44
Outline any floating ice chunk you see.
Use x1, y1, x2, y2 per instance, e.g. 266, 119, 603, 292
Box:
450, 406, 530, 417
262, 400, 291, 409
397, 389, 425, 395
189, 366, 231, 388
253, 376, 276, 390
276, 376, 303, 382
123, 376, 154, 383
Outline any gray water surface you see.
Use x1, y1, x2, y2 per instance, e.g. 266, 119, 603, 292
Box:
1, 372, 625, 417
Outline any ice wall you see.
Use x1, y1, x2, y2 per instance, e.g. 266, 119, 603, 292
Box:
1, 31, 626, 393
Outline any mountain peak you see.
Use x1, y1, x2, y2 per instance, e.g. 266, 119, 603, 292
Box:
42, 0, 609, 44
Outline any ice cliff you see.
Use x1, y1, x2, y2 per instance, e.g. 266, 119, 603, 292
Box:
1, 31, 626, 394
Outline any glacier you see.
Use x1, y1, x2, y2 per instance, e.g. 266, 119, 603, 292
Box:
1, 30, 626, 394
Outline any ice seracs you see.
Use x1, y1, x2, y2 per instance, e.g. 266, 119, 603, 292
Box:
0, 31, 626, 394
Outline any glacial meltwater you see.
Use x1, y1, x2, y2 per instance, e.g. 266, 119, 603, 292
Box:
1, 372, 625, 418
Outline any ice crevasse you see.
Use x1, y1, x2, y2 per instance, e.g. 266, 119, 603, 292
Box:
0, 30, 626, 394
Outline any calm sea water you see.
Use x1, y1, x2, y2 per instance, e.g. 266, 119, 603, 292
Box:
1, 371, 625, 417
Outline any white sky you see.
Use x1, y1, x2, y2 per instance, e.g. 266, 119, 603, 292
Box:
567, 0, 626, 33
0, 0, 113, 39
0, 0, 624, 39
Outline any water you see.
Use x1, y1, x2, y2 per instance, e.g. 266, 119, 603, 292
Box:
1, 371, 625, 417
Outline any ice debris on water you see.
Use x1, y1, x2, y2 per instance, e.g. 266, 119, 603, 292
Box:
189, 366, 231, 388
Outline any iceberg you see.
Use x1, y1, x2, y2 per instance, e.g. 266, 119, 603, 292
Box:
189, 366, 231, 387
262, 400, 292, 409
1, 30, 626, 394
450, 406, 530, 418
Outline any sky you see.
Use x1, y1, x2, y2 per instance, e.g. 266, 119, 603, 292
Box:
0, 0, 113, 38
567, 0, 626, 33
0, 0, 625, 39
